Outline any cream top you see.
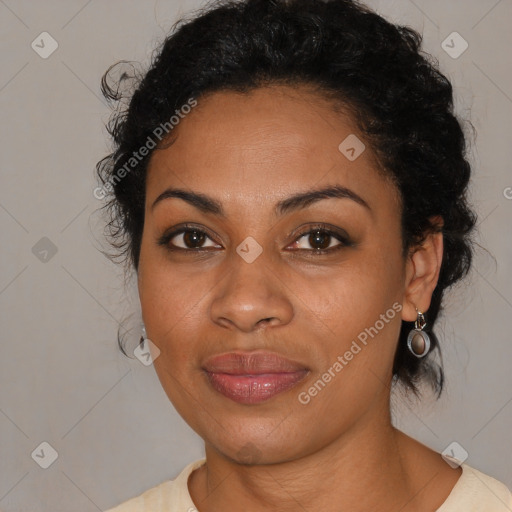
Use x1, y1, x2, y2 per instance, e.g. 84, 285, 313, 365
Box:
104, 458, 512, 511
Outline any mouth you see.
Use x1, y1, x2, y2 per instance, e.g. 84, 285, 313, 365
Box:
204, 370, 310, 404
202, 351, 310, 405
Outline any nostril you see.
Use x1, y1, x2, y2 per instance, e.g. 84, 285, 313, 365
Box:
257, 317, 275, 328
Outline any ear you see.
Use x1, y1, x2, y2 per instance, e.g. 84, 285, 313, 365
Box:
402, 215, 444, 322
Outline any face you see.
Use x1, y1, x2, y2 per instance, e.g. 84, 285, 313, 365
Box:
138, 84, 409, 464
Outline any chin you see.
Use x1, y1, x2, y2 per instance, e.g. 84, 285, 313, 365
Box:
202, 419, 312, 466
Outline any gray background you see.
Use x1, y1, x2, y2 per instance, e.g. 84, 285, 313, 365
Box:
1, 0, 511, 510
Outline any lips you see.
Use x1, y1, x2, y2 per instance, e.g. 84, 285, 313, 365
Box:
203, 351, 308, 374
202, 351, 309, 404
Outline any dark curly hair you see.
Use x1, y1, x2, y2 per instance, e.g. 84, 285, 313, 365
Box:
96, 0, 477, 397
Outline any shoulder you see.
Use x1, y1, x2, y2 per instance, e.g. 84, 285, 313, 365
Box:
103, 458, 206, 512
437, 463, 512, 511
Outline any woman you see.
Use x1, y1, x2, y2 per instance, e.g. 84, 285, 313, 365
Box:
98, 0, 512, 510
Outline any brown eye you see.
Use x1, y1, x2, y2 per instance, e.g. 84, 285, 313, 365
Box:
163, 229, 221, 250
290, 228, 348, 252
182, 230, 206, 248
308, 230, 332, 250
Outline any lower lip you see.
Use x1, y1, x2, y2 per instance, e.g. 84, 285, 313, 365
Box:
205, 371, 309, 404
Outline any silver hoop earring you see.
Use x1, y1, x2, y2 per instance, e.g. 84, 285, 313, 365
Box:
407, 307, 430, 358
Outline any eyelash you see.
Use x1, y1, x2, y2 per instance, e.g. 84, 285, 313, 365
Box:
157, 223, 353, 255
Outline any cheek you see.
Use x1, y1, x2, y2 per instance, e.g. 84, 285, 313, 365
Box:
140, 272, 206, 351
293, 246, 404, 391
139, 230, 206, 324
138, 253, 220, 378
140, 265, 210, 409
297, 246, 403, 331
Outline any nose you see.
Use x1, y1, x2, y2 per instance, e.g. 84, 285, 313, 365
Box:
209, 251, 294, 333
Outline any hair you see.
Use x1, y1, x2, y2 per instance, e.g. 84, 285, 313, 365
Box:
96, 0, 477, 397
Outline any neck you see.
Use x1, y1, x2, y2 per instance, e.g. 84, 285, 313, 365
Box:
189, 398, 424, 512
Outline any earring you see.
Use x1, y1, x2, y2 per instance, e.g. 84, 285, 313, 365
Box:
139, 324, 147, 347
407, 307, 431, 358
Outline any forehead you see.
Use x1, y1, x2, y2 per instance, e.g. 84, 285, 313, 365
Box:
146, 85, 398, 212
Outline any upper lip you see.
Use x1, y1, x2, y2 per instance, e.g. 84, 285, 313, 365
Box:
202, 351, 308, 375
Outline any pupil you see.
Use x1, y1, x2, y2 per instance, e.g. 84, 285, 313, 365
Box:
184, 230, 205, 248
309, 230, 330, 250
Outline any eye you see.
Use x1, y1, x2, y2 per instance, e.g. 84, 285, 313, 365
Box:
157, 223, 353, 254
287, 225, 353, 254
157, 225, 222, 251
171, 230, 219, 249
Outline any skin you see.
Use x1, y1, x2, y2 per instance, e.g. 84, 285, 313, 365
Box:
137, 84, 461, 512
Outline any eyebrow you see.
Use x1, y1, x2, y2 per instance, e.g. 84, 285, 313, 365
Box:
151, 185, 371, 216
